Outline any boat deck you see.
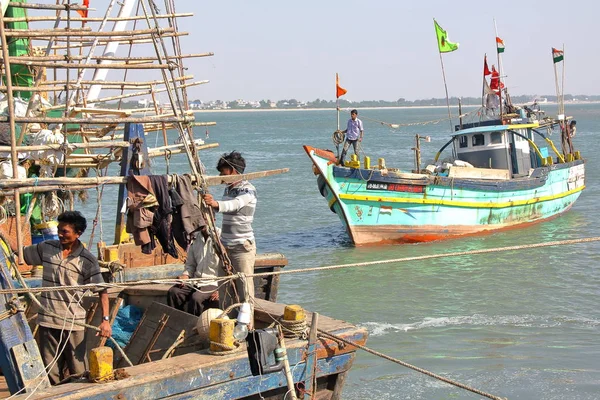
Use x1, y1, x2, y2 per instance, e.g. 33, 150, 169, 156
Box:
6, 299, 366, 399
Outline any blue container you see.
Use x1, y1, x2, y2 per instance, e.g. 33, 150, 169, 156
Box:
31, 234, 59, 245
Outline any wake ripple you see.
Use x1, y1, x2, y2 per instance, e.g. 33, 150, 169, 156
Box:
362, 314, 600, 336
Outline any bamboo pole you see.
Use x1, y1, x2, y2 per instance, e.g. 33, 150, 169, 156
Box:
41, 80, 208, 111
5, 60, 175, 69
0, 11, 24, 262
33, 32, 187, 43
41, 75, 193, 86
0, 168, 290, 190
149, 141, 219, 154
0, 141, 129, 152
7, 2, 89, 11
5, 27, 175, 37
2, 13, 193, 23
1, 116, 194, 124
46, 35, 187, 49
1, 52, 213, 63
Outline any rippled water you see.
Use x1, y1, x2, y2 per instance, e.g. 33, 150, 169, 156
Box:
88, 104, 600, 399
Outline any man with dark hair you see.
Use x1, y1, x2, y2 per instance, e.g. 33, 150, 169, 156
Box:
203, 151, 257, 319
23, 211, 111, 384
339, 109, 364, 165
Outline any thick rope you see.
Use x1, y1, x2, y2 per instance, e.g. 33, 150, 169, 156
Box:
3, 235, 599, 295
317, 329, 507, 400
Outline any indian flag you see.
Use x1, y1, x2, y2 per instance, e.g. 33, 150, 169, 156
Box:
552, 47, 564, 63
496, 37, 505, 53
380, 206, 393, 215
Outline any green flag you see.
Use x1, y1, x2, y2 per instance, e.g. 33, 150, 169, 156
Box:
434, 20, 459, 53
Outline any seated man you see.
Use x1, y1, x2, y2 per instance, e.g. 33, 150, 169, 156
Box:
167, 229, 220, 316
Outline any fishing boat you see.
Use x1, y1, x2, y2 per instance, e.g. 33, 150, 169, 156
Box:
0, 1, 366, 398
305, 53, 584, 245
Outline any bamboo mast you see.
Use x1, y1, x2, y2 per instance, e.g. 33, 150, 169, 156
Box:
0, 11, 25, 262
2, 12, 193, 23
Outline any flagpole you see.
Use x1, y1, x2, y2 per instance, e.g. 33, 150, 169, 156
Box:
438, 51, 453, 133
561, 44, 565, 117
494, 20, 503, 121
552, 47, 566, 156
335, 73, 340, 131
482, 54, 487, 108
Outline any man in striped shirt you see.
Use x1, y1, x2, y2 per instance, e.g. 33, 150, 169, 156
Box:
23, 211, 111, 384
203, 151, 257, 319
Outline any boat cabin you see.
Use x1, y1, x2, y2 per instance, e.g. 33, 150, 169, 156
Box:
453, 119, 543, 177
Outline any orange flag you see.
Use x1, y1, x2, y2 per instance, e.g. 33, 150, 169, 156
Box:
336, 73, 347, 98
76, 0, 90, 18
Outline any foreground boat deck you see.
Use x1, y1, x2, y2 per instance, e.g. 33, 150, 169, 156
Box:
8, 299, 367, 400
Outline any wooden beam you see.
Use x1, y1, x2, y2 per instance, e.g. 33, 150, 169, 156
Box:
1, 13, 194, 23
0, 169, 290, 191
0, 116, 194, 124
7, 2, 89, 11
0, 141, 129, 152
0, 52, 213, 63
5, 27, 175, 37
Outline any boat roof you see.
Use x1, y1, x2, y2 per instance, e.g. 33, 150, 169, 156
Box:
452, 122, 540, 137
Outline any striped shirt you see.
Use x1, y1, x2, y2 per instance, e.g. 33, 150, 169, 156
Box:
23, 240, 104, 331
216, 180, 257, 246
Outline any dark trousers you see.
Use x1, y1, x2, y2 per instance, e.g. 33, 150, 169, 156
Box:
167, 284, 218, 316
339, 139, 359, 164
38, 326, 86, 385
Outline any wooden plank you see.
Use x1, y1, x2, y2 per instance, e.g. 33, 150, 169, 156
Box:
448, 166, 511, 180
122, 302, 201, 366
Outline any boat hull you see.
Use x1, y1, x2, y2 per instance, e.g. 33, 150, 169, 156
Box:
304, 146, 585, 246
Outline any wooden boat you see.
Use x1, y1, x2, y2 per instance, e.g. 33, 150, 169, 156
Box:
305, 81, 584, 246
0, 1, 367, 398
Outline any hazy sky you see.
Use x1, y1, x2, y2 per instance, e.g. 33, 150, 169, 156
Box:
174, 1, 595, 102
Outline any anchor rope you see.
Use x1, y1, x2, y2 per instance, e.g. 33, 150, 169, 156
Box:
316, 329, 507, 400
2, 235, 599, 295
337, 107, 481, 130
252, 300, 506, 400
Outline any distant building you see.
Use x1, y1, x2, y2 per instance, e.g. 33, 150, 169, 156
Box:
189, 100, 202, 109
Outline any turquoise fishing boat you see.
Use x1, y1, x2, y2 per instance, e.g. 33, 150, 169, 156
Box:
305, 107, 585, 245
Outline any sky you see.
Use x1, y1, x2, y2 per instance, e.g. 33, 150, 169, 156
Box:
136, 1, 598, 102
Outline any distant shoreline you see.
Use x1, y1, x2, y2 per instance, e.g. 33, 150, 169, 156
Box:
191, 101, 599, 113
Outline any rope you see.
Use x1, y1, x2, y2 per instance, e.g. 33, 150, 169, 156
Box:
3, 235, 600, 295
279, 317, 307, 339
337, 107, 480, 131
251, 300, 505, 399
317, 329, 507, 400
207, 341, 243, 356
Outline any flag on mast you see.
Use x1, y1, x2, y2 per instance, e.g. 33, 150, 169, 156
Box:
336, 73, 347, 98
76, 0, 90, 18
496, 37, 505, 53
434, 20, 459, 53
483, 54, 491, 76
552, 48, 564, 63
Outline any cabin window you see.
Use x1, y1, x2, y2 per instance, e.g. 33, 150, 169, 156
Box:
491, 132, 503, 144
472, 134, 485, 146
459, 135, 468, 148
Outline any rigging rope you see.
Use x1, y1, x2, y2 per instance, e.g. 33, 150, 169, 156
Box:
337, 107, 481, 131
3, 235, 599, 295
317, 329, 507, 400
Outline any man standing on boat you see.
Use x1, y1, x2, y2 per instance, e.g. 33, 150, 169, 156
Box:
22, 211, 111, 385
167, 228, 220, 316
203, 151, 257, 319
339, 109, 364, 165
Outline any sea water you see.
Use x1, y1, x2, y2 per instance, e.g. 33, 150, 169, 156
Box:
87, 104, 600, 399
